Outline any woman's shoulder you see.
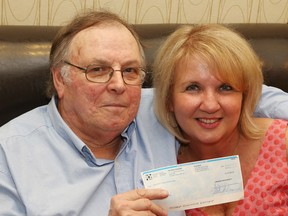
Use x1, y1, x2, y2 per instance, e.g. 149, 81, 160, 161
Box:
254, 118, 288, 148
253, 117, 274, 131
254, 117, 288, 128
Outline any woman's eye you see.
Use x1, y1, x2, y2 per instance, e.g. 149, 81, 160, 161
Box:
219, 84, 233, 91
186, 84, 200, 91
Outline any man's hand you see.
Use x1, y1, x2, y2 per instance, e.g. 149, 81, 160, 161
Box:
109, 188, 169, 216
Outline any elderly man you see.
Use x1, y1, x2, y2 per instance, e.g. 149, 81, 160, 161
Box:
1, 10, 288, 216
0, 10, 180, 216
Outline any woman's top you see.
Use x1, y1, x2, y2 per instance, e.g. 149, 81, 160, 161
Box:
185, 119, 288, 216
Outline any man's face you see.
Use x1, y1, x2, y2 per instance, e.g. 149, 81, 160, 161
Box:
53, 23, 142, 139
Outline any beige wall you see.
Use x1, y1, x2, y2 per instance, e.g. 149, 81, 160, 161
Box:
1, 0, 287, 26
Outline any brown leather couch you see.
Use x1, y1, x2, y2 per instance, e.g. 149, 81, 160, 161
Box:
1, 24, 288, 126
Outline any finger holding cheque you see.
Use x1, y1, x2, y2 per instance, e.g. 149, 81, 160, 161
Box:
109, 188, 169, 216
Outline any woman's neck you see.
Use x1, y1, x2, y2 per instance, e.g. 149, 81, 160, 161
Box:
178, 134, 241, 162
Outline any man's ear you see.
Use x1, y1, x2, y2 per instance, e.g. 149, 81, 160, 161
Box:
52, 67, 65, 98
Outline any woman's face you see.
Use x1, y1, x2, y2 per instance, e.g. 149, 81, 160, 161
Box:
170, 58, 243, 145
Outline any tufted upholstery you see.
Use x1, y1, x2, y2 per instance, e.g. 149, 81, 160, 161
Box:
0, 24, 288, 126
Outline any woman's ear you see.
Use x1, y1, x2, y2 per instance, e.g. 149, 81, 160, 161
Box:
169, 102, 174, 112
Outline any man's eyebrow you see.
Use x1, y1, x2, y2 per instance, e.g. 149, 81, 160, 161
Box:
89, 59, 141, 66
88, 59, 109, 65
122, 60, 142, 66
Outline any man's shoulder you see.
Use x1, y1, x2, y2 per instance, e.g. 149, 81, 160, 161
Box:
139, 88, 154, 107
0, 105, 50, 140
140, 88, 154, 98
138, 88, 154, 116
137, 88, 173, 138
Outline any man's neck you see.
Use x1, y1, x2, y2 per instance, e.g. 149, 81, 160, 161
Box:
86, 135, 123, 159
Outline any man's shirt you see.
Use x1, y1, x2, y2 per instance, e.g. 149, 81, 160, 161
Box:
255, 85, 288, 120
0, 89, 183, 216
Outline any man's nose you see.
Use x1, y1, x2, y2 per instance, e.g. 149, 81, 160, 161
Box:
107, 70, 126, 93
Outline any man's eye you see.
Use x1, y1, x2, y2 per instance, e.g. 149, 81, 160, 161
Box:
219, 84, 233, 91
123, 67, 138, 73
88, 66, 111, 75
90, 66, 108, 72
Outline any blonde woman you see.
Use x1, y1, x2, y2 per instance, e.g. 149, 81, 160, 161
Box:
153, 24, 288, 215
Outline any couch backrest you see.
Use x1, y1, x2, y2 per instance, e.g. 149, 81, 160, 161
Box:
0, 24, 288, 126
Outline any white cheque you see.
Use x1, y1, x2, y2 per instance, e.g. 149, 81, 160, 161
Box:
141, 155, 244, 211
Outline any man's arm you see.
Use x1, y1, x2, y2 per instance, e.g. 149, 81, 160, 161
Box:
254, 85, 288, 120
0, 147, 26, 215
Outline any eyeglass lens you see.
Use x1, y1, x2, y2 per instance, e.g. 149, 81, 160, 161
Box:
86, 65, 145, 85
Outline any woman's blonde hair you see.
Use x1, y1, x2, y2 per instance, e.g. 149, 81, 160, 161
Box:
153, 24, 263, 143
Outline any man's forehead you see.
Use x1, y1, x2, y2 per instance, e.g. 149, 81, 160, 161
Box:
71, 23, 133, 46
78, 22, 127, 36
67, 22, 141, 64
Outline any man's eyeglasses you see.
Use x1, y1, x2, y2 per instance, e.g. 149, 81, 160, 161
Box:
64, 60, 146, 86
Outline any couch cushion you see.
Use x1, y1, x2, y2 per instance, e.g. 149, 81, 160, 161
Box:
0, 24, 287, 126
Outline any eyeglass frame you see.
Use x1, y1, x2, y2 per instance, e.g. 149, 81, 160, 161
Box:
63, 60, 147, 86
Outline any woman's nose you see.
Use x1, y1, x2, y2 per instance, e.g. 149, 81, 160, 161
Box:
199, 91, 221, 113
